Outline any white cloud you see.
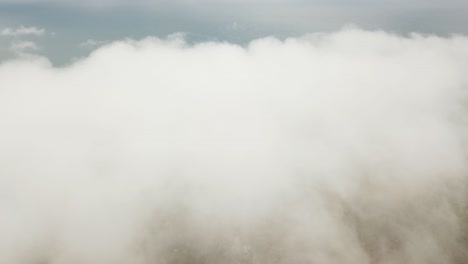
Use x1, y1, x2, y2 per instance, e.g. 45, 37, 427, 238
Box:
0, 28, 468, 263
0, 26, 45, 37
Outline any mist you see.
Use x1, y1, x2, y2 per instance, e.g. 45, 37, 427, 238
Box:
1, 28, 468, 263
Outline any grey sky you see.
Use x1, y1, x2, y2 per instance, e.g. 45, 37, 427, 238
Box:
1, 0, 468, 65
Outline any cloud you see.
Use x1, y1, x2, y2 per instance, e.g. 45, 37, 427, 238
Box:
0, 28, 468, 264
0, 25, 45, 37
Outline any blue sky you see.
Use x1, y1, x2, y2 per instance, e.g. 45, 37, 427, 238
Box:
1, 0, 468, 64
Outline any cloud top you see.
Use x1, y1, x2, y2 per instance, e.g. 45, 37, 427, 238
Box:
0, 28, 468, 263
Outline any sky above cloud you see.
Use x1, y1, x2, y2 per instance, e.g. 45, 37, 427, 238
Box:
1, 0, 468, 64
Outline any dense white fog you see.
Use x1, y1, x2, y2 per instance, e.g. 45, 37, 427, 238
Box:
1, 28, 468, 263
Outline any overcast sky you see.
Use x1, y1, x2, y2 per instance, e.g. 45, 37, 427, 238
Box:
1, 0, 468, 64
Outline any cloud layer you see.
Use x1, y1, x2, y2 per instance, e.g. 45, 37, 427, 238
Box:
1, 28, 468, 264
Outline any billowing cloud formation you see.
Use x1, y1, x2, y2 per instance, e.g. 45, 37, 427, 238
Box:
1, 28, 468, 264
